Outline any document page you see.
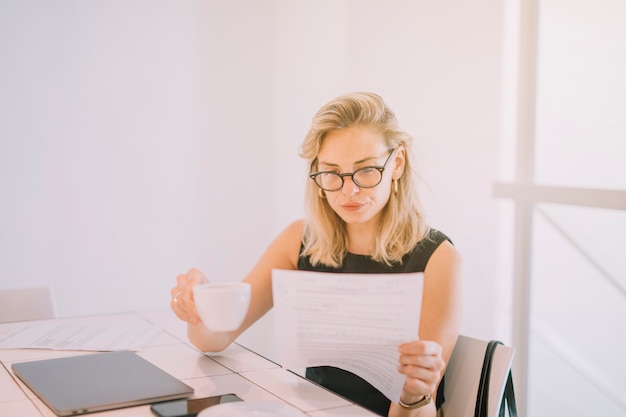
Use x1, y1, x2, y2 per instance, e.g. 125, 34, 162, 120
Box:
0, 315, 161, 351
272, 269, 424, 403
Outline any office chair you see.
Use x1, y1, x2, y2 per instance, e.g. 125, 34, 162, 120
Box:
440, 335, 516, 417
0, 287, 55, 323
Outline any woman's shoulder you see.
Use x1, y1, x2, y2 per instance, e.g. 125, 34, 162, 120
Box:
274, 219, 305, 253
423, 228, 452, 246
421, 228, 461, 270
284, 219, 305, 238
258, 220, 305, 271
401, 228, 454, 272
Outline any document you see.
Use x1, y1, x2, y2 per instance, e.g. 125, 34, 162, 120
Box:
0, 315, 161, 351
272, 269, 424, 403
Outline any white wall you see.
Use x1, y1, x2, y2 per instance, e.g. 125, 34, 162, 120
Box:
0, 0, 277, 317
0, 0, 507, 353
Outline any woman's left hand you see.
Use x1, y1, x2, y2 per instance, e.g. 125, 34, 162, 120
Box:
397, 340, 445, 401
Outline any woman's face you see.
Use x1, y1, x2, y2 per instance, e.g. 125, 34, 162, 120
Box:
316, 125, 404, 228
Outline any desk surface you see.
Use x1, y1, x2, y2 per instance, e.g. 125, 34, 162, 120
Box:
0, 311, 378, 417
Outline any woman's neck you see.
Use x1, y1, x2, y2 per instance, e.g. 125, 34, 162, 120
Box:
346, 222, 378, 255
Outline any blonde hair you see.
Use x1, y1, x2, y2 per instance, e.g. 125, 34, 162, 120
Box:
299, 92, 429, 268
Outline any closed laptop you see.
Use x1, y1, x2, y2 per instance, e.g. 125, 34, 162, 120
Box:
12, 350, 193, 416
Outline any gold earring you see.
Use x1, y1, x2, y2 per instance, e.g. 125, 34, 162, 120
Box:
318, 188, 326, 199
393, 179, 399, 194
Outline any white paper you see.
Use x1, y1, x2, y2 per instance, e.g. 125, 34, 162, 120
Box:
0, 315, 161, 351
272, 269, 424, 403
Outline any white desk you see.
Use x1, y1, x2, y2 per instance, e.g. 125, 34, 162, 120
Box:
0, 311, 378, 416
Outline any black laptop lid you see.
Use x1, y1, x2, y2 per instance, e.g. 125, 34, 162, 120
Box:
12, 351, 193, 416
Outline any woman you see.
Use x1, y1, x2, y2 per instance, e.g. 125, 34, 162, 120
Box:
170, 92, 462, 417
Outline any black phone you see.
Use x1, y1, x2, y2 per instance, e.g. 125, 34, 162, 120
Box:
150, 394, 243, 417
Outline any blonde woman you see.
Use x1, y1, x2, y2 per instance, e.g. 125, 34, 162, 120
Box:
171, 92, 462, 417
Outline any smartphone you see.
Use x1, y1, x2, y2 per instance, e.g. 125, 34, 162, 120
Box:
150, 394, 243, 417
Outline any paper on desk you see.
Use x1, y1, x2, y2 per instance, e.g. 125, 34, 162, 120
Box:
0, 315, 161, 351
272, 269, 424, 403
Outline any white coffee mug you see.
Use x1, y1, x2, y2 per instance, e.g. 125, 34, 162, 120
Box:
193, 282, 251, 332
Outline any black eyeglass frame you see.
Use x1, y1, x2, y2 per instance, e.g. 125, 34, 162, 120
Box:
309, 148, 397, 192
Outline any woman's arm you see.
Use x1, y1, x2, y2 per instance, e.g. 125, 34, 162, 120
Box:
389, 240, 463, 417
171, 220, 304, 352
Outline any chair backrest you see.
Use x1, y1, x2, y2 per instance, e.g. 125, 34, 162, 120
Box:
0, 287, 55, 323
440, 335, 515, 417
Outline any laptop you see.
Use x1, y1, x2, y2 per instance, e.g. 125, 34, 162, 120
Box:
12, 350, 194, 416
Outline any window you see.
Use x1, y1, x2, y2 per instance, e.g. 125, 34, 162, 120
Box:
495, 1, 626, 415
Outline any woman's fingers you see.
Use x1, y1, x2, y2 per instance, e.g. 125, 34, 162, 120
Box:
399, 340, 442, 356
170, 269, 208, 325
397, 340, 445, 397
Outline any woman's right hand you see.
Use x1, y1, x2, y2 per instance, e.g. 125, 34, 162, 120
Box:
170, 268, 209, 326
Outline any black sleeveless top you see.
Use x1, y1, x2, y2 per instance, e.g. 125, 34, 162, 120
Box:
297, 229, 450, 416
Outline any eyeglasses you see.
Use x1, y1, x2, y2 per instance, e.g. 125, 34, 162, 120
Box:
309, 148, 396, 191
